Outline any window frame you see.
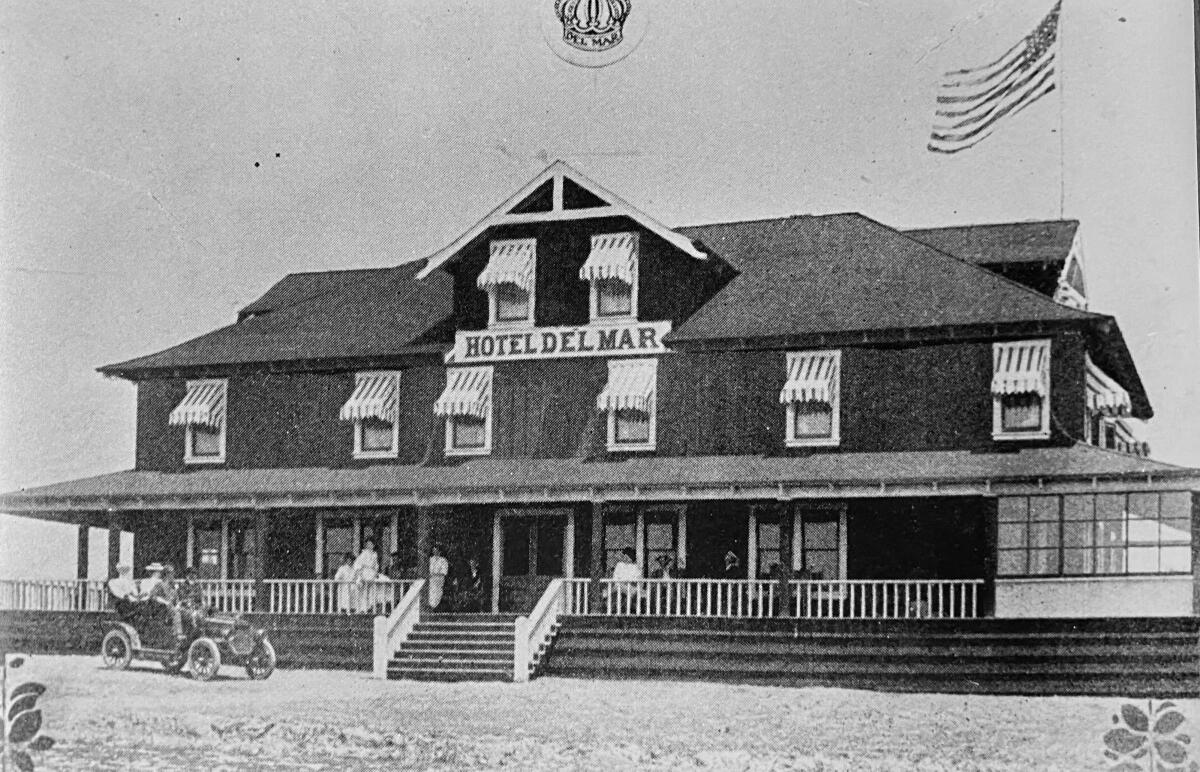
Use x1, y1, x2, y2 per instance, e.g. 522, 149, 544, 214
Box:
350, 371, 401, 460
183, 378, 228, 465
589, 270, 637, 322
991, 340, 1051, 441
443, 366, 494, 457
605, 360, 657, 453
489, 281, 534, 327
783, 350, 841, 448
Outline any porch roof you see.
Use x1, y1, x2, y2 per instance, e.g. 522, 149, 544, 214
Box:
2, 444, 1196, 515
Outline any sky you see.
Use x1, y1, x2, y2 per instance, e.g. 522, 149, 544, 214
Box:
0, 1, 1196, 575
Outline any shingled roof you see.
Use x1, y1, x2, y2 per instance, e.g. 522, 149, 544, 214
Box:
3, 444, 1193, 514
903, 220, 1079, 266
670, 213, 1098, 343
99, 261, 454, 377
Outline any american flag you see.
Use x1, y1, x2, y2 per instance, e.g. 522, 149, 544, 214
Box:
928, 1, 1061, 154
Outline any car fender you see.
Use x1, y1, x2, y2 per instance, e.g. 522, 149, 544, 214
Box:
107, 621, 142, 651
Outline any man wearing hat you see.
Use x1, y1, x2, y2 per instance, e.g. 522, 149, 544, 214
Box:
107, 563, 142, 617
140, 562, 165, 598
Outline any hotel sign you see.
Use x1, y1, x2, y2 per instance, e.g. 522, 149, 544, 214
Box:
450, 321, 671, 363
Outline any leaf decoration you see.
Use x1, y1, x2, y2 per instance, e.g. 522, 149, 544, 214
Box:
8, 694, 38, 721
28, 735, 56, 751
9, 683, 45, 701
11, 749, 34, 772
1121, 704, 1151, 733
1104, 727, 1148, 754
1110, 762, 1143, 772
1179, 733, 1192, 744
6, 656, 26, 670
7, 709, 42, 744
1157, 701, 1178, 713
1156, 710, 1188, 735
1157, 739, 1189, 765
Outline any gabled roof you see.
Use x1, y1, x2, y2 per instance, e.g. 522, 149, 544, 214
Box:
416, 160, 706, 279
3, 444, 1194, 514
99, 262, 454, 377
903, 220, 1079, 266
670, 213, 1099, 343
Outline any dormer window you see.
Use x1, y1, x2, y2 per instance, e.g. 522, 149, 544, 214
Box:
992, 339, 1051, 440
780, 351, 841, 447
478, 239, 536, 326
597, 358, 656, 452
580, 232, 638, 321
339, 371, 400, 459
169, 379, 228, 464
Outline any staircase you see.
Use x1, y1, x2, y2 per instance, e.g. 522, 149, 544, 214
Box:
542, 616, 1200, 697
387, 613, 517, 682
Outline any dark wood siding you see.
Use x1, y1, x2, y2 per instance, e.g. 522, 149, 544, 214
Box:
490, 357, 608, 458
135, 379, 187, 472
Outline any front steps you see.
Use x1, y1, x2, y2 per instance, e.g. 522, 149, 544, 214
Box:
542, 616, 1200, 697
387, 613, 518, 682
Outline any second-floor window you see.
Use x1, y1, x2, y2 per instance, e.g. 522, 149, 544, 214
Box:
339, 371, 401, 459
580, 232, 638, 321
992, 339, 1051, 440
434, 366, 494, 456
780, 351, 841, 447
478, 238, 535, 326
597, 357, 657, 452
169, 378, 228, 464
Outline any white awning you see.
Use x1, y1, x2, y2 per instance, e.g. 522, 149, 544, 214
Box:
779, 352, 839, 404
168, 381, 225, 427
1085, 355, 1131, 417
433, 367, 492, 419
477, 239, 536, 293
339, 372, 398, 423
579, 232, 638, 284
991, 340, 1050, 397
597, 358, 656, 413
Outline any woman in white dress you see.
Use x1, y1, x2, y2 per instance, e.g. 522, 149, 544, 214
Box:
428, 545, 449, 609
333, 553, 355, 613
352, 539, 380, 613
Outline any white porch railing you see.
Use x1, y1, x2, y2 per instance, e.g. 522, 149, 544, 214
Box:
591, 578, 986, 620
0, 579, 109, 611
515, 578, 592, 682
266, 579, 416, 615
373, 580, 425, 679
195, 579, 257, 613
791, 579, 984, 619
598, 578, 780, 618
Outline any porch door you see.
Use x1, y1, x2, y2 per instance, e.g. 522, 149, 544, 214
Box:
193, 519, 222, 579
793, 505, 846, 582
497, 509, 569, 612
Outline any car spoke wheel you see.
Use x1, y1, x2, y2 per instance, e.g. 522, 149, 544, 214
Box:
245, 639, 276, 680
187, 637, 221, 681
101, 629, 133, 670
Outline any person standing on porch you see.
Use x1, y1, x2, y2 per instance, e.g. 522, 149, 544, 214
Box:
334, 553, 355, 613
428, 545, 449, 609
352, 539, 379, 613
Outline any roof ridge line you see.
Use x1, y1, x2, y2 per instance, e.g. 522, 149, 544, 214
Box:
903, 218, 1080, 232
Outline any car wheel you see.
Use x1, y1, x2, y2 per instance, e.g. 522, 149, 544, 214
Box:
187, 637, 221, 681
245, 638, 276, 680
101, 629, 133, 670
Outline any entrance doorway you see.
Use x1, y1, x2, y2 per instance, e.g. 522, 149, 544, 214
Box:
686, 503, 749, 578
495, 508, 573, 612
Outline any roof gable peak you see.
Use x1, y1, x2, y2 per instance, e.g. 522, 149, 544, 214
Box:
417, 161, 705, 279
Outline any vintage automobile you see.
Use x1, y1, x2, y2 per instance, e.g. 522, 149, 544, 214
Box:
100, 598, 276, 681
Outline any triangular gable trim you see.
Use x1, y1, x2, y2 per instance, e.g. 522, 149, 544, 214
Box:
417, 161, 705, 280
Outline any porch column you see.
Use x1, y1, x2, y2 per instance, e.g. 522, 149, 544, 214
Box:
76, 525, 89, 580
676, 509, 687, 574
314, 512, 324, 577
416, 507, 432, 612
253, 507, 268, 612
747, 508, 758, 579
589, 503, 604, 610
106, 509, 122, 579
491, 510, 502, 613
777, 503, 795, 618
186, 512, 196, 570
982, 497, 998, 618
563, 509, 575, 579
634, 509, 645, 571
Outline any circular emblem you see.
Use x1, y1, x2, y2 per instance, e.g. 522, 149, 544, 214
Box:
538, 0, 649, 68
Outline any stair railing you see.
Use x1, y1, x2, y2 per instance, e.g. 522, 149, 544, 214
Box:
515, 578, 566, 683
372, 579, 425, 679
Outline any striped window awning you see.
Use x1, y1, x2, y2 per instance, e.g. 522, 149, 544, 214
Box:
991, 340, 1050, 397
339, 372, 398, 423
477, 239, 536, 293
169, 381, 226, 427
579, 232, 638, 285
597, 358, 656, 413
433, 367, 492, 419
1085, 355, 1131, 417
779, 352, 839, 404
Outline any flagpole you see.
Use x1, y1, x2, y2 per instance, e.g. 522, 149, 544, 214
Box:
1058, 0, 1065, 218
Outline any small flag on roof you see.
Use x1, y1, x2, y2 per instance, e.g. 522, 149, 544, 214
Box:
928, 1, 1061, 154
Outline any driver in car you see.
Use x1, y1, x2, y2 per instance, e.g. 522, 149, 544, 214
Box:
146, 563, 186, 642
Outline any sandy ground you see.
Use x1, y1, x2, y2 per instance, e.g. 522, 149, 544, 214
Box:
6, 655, 1196, 770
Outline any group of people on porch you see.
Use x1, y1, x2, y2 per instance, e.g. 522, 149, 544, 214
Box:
332, 539, 488, 614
